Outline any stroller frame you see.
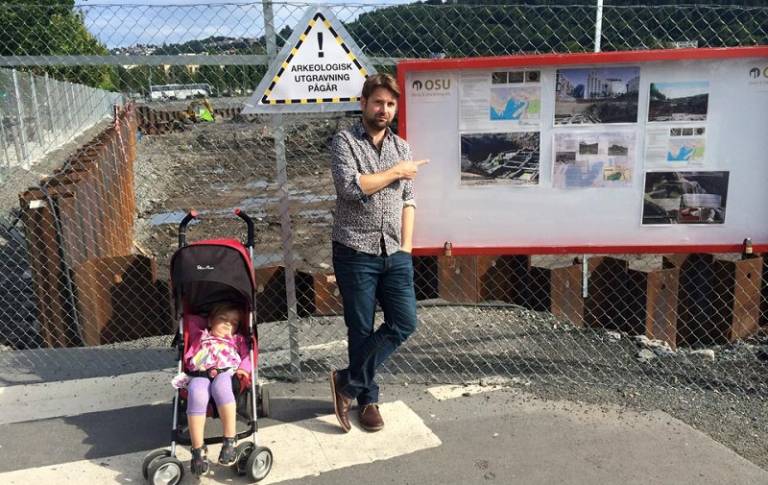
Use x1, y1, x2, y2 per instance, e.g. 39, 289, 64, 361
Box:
142, 209, 272, 484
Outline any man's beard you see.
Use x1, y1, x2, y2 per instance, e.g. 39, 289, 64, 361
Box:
364, 111, 390, 130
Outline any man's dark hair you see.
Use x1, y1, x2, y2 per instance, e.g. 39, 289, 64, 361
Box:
361, 73, 400, 100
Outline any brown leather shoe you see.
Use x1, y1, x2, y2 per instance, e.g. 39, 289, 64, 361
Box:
330, 370, 352, 433
358, 404, 384, 432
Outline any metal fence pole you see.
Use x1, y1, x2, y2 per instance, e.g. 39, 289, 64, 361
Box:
44, 73, 54, 135
263, 0, 301, 379
594, 0, 604, 53
29, 75, 45, 152
11, 69, 29, 168
69, 83, 81, 129
63, 79, 75, 141
0, 106, 10, 171
584, 0, 597, 307
10, 123, 22, 168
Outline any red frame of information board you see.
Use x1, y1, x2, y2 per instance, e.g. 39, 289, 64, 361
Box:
396, 46, 768, 256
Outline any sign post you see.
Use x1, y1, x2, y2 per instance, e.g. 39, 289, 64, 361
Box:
250, 6, 375, 378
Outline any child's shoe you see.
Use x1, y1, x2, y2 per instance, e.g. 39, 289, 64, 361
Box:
218, 437, 237, 465
190, 446, 209, 476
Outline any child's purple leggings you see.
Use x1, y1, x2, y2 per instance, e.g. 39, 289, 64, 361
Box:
186, 370, 236, 416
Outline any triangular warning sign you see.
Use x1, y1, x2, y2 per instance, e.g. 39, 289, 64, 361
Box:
243, 7, 376, 113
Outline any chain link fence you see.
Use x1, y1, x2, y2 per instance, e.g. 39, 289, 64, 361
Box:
0, 1, 766, 418
0, 68, 122, 176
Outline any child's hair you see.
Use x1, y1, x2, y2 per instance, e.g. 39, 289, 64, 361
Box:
207, 302, 244, 329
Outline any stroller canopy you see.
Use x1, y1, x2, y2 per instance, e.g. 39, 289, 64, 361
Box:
170, 240, 254, 313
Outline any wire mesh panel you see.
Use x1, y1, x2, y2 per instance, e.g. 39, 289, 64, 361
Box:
0, 2, 765, 416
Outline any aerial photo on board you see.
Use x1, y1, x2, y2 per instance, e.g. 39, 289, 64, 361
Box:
460, 132, 541, 185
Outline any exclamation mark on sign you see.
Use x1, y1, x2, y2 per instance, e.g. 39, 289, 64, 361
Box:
317, 32, 324, 58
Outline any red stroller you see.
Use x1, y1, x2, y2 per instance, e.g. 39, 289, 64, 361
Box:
142, 209, 273, 484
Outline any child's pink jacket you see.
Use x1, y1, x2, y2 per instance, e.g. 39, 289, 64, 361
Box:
183, 314, 252, 373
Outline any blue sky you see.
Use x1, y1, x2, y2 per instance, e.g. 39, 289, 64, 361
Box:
73, 1, 416, 48
651, 81, 709, 99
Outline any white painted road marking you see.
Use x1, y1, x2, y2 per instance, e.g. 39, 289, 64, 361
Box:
0, 400, 441, 484
427, 377, 529, 401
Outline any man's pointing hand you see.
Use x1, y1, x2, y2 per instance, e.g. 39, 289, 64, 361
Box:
394, 159, 429, 180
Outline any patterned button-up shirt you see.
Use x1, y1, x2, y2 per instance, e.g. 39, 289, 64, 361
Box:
331, 121, 416, 256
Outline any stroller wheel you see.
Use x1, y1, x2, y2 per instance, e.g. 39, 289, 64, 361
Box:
234, 442, 255, 475
246, 446, 273, 482
147, 456, 184, 485
141, 448, 171, 480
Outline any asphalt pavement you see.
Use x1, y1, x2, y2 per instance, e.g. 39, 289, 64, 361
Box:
0, 377, 766, 484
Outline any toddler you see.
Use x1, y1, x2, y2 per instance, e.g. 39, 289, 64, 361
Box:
183, 302, 251, 474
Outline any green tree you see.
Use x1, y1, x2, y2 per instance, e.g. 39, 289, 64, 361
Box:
169, 65, 196, 85
0, 0, 116, 89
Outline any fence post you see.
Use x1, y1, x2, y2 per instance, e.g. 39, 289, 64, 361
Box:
0, 105, 10, 173
11, 69, 29, 168
588, 8, 603, 300
44, 73, 54, 137
594, 0, 604, 53
29, 75, 45, 152
64, 80, 76, 141
263, 0, 302, 379
69, 83, 81, 129
10, 124, 23, 169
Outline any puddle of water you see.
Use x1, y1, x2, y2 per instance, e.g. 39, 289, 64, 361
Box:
246, 180, 272, 190
207, 207, 268, 219
238, 193, 335, 208
149, 211, 202, 226
148, 189, 335, 226
293, 194, 336, 203
297, 209, 333, 221
251, 251, 304, 267
239, 196, 276, 206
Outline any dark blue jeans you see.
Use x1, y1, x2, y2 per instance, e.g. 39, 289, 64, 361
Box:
332, 241, 418, 406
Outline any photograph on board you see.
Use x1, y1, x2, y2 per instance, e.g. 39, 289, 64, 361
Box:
460, 132, 541, 185
648, 81, 709, 122
552, 131, 636, 189
642, 170, 729, 224
555, 67, 640, 125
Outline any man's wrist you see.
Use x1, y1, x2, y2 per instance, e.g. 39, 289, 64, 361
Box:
388, 165, 402, 180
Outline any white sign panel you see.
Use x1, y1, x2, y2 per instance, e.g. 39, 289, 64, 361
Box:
403, 53, 768, 248
243, 7, 376, 113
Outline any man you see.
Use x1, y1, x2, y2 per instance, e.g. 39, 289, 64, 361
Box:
329, 73, 428, 433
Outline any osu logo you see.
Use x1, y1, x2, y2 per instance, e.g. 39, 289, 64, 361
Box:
412, 79, 451, 91
749, 66, 768, 78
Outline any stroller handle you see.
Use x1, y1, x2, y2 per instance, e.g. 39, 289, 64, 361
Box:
178, 210, 199, 248
234, 209, 255, 249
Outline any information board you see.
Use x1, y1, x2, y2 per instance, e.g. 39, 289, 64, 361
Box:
398, 47, 768, 251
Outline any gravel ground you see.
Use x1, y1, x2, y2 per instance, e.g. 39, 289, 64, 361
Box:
132, 110, 352, 275
255, 304, 768, 471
